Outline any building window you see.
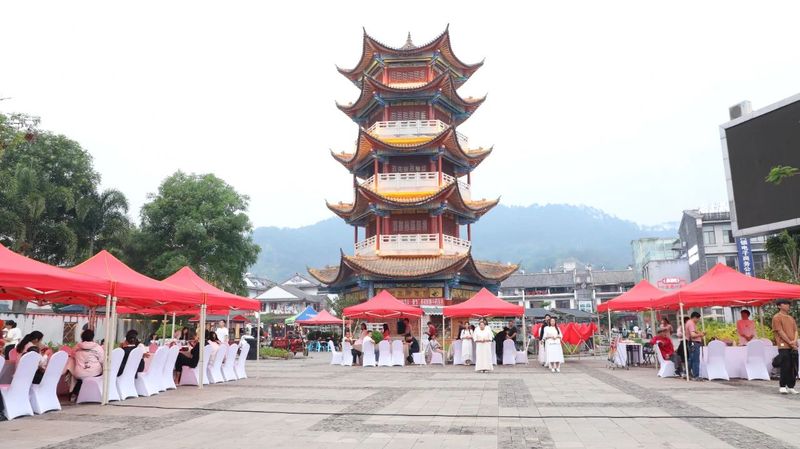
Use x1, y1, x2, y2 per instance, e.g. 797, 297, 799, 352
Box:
721, 225, 735, 244
705, 256, 718, 270
725, 255, 738, 270
753, 254, 766, 276
391, 219, 428, 234
703, 228, 716, 245
555, 300, 571, 309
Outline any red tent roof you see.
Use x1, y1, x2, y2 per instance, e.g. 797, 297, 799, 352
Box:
189, 313, 249, 322
162, 266, 260, 311
653, 263, 800, 309
597, 280, 666, 313
443, 288, 524, 318
343, 290, 423, 319
297, 309, 343, 325
66, 250, 200, 308
0, 244, 111, 304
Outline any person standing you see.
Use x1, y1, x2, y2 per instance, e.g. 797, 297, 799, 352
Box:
4, 320, 21, 359
473, 319, 494, 372
543, 317, 564, 373
216, 320, 229, 343
772, 299, 798, 394
506, 320, 519, 350
427, 321, 437, 339
494, 325, 508, 365
736, 309, 756, 346
460, 322, 474, 365
685, 312, 705, 380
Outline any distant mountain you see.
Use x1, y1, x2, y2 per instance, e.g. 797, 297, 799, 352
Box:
248, 204, 677, 281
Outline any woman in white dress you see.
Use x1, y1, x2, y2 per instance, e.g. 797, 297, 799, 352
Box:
543, 317, 564, 373
460, 322, 474, 365
473, 319, 494, 372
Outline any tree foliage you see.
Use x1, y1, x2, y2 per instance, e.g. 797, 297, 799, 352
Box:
137, 172, 260, 295
765, 165, 799, 185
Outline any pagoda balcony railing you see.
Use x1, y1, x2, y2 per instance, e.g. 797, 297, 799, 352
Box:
354, 233, 471, 256
360, 172, 471, 201
366, 119, 470, 148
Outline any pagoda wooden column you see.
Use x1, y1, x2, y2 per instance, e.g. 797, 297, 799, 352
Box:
467, 223, 472, 241
373, 158, 379, 190
438, 215, 443, 250
354, 226, 358, 244
437, 154, 443, 186
376, 216, 381, 251
467, 171, 471, 185
428, 102, 434, 120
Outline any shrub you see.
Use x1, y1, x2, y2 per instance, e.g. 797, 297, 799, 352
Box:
260, 347, 291, 359
370, 330, 383, 344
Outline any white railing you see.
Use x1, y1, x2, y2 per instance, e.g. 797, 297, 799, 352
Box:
367, 119, 447, 139
456, 131, 469, 148
443, 235, 472, 253
360, 171, 471, 200
354, 233, 471, 256
354, 235, 377, 256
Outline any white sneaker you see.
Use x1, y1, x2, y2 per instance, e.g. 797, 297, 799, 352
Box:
780, 387, 788, 394
551, 368, 555, 373
789, 388, 799, 395
556, 368, 561, 373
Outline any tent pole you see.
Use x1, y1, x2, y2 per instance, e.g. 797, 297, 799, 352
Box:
162, 313, 168, 342
342, 314, 346, 349
171, 312, 176, 341
226, 313, 231, 343
759, 306, 764, 327
198, 302, 206, 389
101, 294, 112, 406
679, 303, 689, 382
650, 308, 659, 368
606, 309, 612, 338
443, 313, 446, 365
256, 311, 261, 363
521, 315, 527, 353
700, 308, 706, 344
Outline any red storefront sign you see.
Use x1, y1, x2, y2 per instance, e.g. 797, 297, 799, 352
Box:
397, 298, 446, 306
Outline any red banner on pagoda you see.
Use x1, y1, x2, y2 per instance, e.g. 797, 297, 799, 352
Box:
397, 298, 445, 306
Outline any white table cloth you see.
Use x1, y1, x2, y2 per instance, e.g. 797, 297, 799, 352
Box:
699, 345, 778, 379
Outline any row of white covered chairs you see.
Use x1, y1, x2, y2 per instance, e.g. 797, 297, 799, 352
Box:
654, 339, 773, 381
327, 338, 528, 367
0, 340, 250, 420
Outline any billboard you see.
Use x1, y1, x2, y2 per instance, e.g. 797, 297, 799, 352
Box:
721, 93, 800, 236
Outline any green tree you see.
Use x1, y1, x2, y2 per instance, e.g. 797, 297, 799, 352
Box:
138, 172, 260, 295
765, 165, 799, 185
75, 188, 132, 258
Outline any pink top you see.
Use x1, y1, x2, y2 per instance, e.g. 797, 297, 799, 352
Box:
685, 320, 702, 342
736, 319, 756, 345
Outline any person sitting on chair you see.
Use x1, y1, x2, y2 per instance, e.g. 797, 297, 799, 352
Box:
427, 335, 444, 363
404, 333, 420, 364
650, 327, 681, 375
174, 331, 201, 382
70, 329, 104, 401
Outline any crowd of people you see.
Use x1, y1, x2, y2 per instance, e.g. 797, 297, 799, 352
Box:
0, 318, 244, 415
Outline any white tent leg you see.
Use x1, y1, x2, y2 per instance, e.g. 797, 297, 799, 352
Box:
162, 313, 168, 342
700, 308, 706, 344
171, 312, 176, 341
226, 313, 231, 343
101, 294, 112, 405
256, 311, 261, 363
198, 303, 206, 389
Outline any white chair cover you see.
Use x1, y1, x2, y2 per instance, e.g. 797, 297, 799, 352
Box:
135, 346, 167, 396
341, 342, 353, 366
705, 340, 730, 381
653, 343, 676, 378
328, 340, 343, 365
391, 340, 405, 366
208, 343, 226, 383
180, 344, 211, 386
515, 350, 528, 364
0, 357, 4, 379
117, 346, 144, 399
235, 341, 249, 379
377, 340, 392, 367
222, 344, 239, 381
0, 351, 41, 420
502, 340, 517, 366
30, 350, 69, 413
0, 355, 15, 384
77, 348, 123, 404
362, 339, 377, 367
452, 340, 464, 365
759, 338, 773, 346
159, 345, 180, 391
745, 340, 770, 381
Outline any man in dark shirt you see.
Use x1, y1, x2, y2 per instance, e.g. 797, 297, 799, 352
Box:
506, 320, 519, 350
495, 326, 508, 365
404, 333, 420, 364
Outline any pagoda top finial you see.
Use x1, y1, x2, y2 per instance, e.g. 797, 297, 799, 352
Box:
400, 32, 416, 50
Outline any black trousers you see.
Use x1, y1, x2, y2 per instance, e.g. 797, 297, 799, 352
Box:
778, 349, 798, 388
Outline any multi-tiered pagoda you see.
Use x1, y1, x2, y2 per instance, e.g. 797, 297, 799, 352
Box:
309, 26, 517, 307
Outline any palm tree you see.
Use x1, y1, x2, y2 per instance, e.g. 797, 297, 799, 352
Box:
76, 188, 130, 258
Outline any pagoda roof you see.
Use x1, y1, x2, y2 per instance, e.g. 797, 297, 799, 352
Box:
330, 127, 492, 172
326, 183, 498, 223
336, 72, 485, 122
337, 25, 483, 86
308, 251, 517, 286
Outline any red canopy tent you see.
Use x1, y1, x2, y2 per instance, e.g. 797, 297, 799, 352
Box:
297, 310, 344, 326
162, 266, 260, 312
0, 244, 111, 303
653, 263, 800, 309
342, 290, 423, 319
443, 288, 524, 318
597, 280, 666, 313
189, 314, 249, 323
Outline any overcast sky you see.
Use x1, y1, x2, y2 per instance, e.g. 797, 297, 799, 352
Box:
2, 1, 799, 229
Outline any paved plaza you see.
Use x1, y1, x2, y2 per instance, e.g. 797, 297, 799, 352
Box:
4, 354, 800, 449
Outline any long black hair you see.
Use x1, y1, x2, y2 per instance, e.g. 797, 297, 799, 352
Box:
16, 330, 44, 353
